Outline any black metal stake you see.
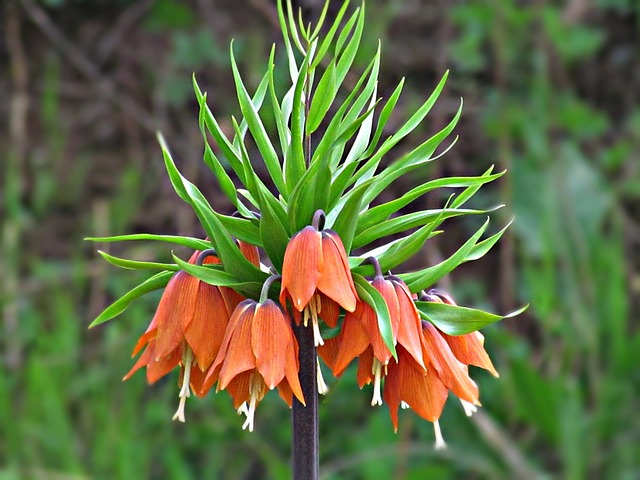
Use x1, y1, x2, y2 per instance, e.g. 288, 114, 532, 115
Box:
292, 321, 319, 479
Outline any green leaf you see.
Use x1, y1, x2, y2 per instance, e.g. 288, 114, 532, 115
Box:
214, 213, 262, 246
159, 134, 266, 284
399, 218, 490, 292
355, 98, 462, 199
348, 71, 450, 189
450, 166, 497, 209
465, 220, 512, 262
230, 44, 286, 196
310, 0, 350, 68
287, 151, 332, 232
361, 78, 405, 159
89, 271, 173, 328
286, 54, 309, 191
353, 274, 396, 359
193, 75, 245, 183
307, 59, 337, 134
285, 0, 304, 54
97, 251, 179, 272
358, 169, 504, 231
312, 54, 376, 166
233, 58, 271, 148
85, 234, 210, 251
329, 180, 370, 253
353, 207, 496, 250
351, 230, 442, 269
277, 0, 299, 82
258, 188, 291, 272
173, 254, 262, 298
416, 302, 528, 335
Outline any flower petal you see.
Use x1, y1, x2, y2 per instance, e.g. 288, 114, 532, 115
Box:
225, 370, 252, 410
146, 344, 182, 384
251, 301, 290, 389
316, 231, 357, 312
185, 282, 230, 371
393, 280, 426, 370
356, 346, 375, 388
215, 301, 257, 390
238, 240, 261, 267
422, 322, 479, 405
318, 294, 340, 328
443, 331, 499, 377
332, 309, 370, 376
283, 337, 305, 405
280, 226, 323, 311
154, 272, 199, 359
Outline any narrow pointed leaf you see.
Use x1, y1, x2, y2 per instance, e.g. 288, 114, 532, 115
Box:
89, 271, 174, 328
97, 251, 179, 272
85, 234, 210, 251
230, 44, 286, 195
400, 218, 490, 292
173, 254, 263, 298
417, 302, 529, 336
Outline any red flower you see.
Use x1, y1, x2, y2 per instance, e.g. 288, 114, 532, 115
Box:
202, 298, 304, 431
279, 212, 358, 346
124, 249, 243, 422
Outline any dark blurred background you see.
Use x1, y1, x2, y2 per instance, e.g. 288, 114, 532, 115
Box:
1, 0, 639, 478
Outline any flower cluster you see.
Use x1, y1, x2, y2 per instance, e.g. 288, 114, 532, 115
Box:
123, 211, 498, 443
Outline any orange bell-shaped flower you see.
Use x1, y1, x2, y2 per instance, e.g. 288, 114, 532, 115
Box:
325, 261, 427, 407
280, 210, 358, 347
124, 247, 245, 422
204, 279, 305, 431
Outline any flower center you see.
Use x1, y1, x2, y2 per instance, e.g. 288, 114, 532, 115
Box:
242, 371, 266, 432
172, 346, 194, 422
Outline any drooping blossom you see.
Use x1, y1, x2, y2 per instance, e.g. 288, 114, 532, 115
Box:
384, 288, 496, 447
202, 282, 304, 431
322, 260, 425, 407
280, 210, 358, 347
124, 247, 246, 422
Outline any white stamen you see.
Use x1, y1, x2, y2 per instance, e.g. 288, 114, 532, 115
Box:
433, 420, 447, 450
242, 395, 257, 432
317, 359, 329, 395
241, 373, 264, 432
461, 399, 478, 417
312, 317, 324, 346
401, 401, 410, 410
172, 347, 194, 423
305, 294, 324, 346
303, 306, 310, 327
371, 358, 383, 406
237, 402, 249, 416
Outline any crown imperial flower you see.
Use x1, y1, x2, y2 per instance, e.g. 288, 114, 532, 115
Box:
204, 277, 305, 431
280, 210, 358, 346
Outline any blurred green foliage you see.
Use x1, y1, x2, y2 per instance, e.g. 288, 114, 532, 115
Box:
1, 0, 638, 479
